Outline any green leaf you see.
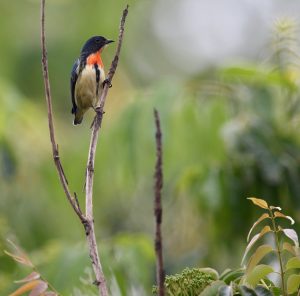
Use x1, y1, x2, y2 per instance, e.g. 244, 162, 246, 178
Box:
200, 280, 226, 296
219, 268, 244, 284
242, 226, 272, 264
270, 287, 281, 296
238, 285, 257, 296
287, 274, 300, 294
218, 285, 232, 296
247, 213, 270, 242
245, 264, 274, 286
282, 242, 297, 256
254, 286, 273, 296
197, 267, 219, 280
219, 269, 231, 279
274, 211, 295, 225
248, 198, 269, 209
282, 228, 299, 247
246, 245, 274, 272
259, 277, 276, 288
286, 257, 300, 270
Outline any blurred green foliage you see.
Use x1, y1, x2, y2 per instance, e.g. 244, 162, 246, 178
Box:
1, 1, 300, 295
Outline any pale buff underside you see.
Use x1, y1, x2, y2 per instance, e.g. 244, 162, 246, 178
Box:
75, 64, 105, 112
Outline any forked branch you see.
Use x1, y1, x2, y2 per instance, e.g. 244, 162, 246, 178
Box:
84, 5, 129, 296
40, 0, 129, 295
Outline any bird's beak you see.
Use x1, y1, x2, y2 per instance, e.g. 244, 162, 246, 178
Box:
105, 39, 114, 44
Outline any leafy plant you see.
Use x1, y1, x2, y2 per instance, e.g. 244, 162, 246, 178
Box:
202, 197, 300, 295
155, 198, 300, 295
240, 197, 300, 295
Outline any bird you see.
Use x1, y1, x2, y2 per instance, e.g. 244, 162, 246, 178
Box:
70, 36, 114, 125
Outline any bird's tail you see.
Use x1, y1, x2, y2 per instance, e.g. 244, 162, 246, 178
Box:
73, 110, 84, 125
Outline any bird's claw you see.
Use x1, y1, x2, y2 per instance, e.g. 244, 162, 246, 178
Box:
103, 79, 112, 88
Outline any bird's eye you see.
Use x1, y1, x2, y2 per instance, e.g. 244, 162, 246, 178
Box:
96, 38, 101, 43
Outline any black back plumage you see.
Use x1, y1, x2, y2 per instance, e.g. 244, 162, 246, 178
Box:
70, 58, 79, 114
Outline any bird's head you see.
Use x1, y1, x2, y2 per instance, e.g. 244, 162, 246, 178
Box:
80, 36, 114, 60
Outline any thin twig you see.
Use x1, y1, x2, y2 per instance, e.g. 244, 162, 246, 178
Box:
40, 0, 85, 225
41, 0, 129, 294
153, 109, 165, 296
85, 5, 129, 296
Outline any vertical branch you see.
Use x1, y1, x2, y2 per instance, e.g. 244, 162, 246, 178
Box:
40, 0, 85, 223
85, 4, 129, 219
41, 0, 129, 295
269, 209, 286, 296
84, 5, 129, 296
153, 109, 165, 296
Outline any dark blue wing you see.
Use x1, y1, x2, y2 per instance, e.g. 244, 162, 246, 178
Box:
70, 59, 80, 114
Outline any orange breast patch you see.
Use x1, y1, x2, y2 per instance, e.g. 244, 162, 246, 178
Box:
86, 51, 104, 68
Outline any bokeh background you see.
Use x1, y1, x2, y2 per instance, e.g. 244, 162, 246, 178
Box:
1, 0, 300, 294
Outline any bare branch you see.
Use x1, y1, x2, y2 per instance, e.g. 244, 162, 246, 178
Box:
153, 109, 165, 296
41, 0, 129, 294
84, 5, 129, 296
40, 0, 85, 225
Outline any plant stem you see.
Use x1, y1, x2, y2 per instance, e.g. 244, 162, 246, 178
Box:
41, 0, 129, 294
153, 109, 165, 296
269, 209, 286, 296
84, 5, 129, 295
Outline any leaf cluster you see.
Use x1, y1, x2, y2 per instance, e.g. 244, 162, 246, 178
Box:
240, 198, 300, 295
203, 198, 300, 295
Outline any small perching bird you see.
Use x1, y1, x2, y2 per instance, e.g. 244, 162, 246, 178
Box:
70, 36, 114, 125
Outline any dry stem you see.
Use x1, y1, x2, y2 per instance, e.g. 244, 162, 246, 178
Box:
85, 5, 129, 296
40, 0, 129, 295
40, 0, 85, 225
154, 109, 165, 296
